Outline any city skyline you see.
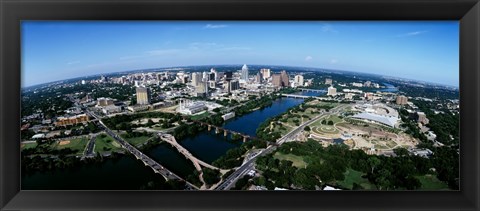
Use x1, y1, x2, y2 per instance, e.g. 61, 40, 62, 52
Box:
22, 21, 459, 87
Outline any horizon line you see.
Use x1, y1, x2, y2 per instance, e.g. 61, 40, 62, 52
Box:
22, 64, 459, 89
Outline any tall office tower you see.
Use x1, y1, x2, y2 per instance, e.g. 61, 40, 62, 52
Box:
157, 73, 162, 81
256, 72, 263, 83
204, 81, 209, 96
225, 71, 233, 81
396, 95, 408, 105
327, 86, 337, 96
294, 75, 304, 86
196, 81, 208, 96
210, 68, 218, 81
217, 72, 224, 81
260, 68, 271, 79
202, 71, 208, 82
208, 81, 216, 89
241, 64, 249, 80
224, 81, 231, 93
191, 72, 201, 86
280, 70, 289, 87
325, 78, 332, 85
230, 80, 240, 91
136, 86, 151, 105
209, 72, 215, 81
272, 74, 282, 87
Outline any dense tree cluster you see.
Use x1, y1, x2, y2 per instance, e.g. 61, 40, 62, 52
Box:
411, 100, 459, 145
253, 140, 453, 190
22, 150, 125, 174
102, 112, 181, 131
185, 170, 203, 187
202, 168, 221, 185
398, 85, 459, 99
172, 123, 207, 140
212, 147, 247, 169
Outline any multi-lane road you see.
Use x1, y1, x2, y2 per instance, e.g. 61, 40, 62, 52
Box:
83, 135, 96, 158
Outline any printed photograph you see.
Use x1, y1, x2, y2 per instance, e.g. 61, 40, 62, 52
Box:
21, 21, 459, 190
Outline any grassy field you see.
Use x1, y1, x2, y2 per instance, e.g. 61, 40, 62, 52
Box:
21, 142, 38, 150
326, 115, 343, 124
336, 168, 375, 190
95, 133, 123, 154
306, 101, 338, 108
273, 152, 307, 169
190, 111, 211, 120
56, 137, 89, 155
385, 140, 398, 148
122, 135, 152, 147
416, 174, 449, 190
310, 115, 343, 128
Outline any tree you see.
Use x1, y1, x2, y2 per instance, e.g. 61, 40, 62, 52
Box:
202, 169, 221, 185
367, 156, 381, 174
304, 126, 311, 132
375, 169, 391, 190
393, 148, 409, 157
321, 120, 326, 125
327, 120, 334, 125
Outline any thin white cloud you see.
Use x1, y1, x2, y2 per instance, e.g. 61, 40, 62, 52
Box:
67, 61, 80, 65
397, 30, 428, 37
189, 42, 218, 49
330, 59, 338, 64
305, 56, 313, 61
216, 46, 252, 51
204, 24, 228, 29
119, 55, 145, 60
321, 24, 338, 33
146, 49, 182, 56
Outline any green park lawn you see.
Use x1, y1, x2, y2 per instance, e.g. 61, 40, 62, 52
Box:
326, 115, 343, 124
190, 111, 211, 120
273, 152, 308, 169
94, 133, 123, 154
21, 142, 38, 150
56, 137, 89, 155
416, 174, 449, 190
122, 135, 152, 147
336, 168, 375, 190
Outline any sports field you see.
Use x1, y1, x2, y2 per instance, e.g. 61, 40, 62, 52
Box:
56, 137, 89, 155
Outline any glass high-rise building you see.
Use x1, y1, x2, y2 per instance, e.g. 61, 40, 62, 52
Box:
241, 64, 249, 81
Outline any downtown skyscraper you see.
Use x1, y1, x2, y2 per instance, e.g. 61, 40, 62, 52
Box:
241, 64, 249, 81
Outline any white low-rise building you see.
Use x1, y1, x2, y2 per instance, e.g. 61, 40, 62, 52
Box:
32, 134, 45, 139
351, 103, 400, 128
102, 105, 122, 114
323, 185, 342, 190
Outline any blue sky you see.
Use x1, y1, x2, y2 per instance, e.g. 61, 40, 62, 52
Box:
22, 21, 459, 87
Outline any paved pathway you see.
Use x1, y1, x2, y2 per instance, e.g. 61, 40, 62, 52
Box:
158, 133, 219, 171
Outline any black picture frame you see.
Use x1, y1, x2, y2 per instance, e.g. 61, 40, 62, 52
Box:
1, 0, 479, 210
